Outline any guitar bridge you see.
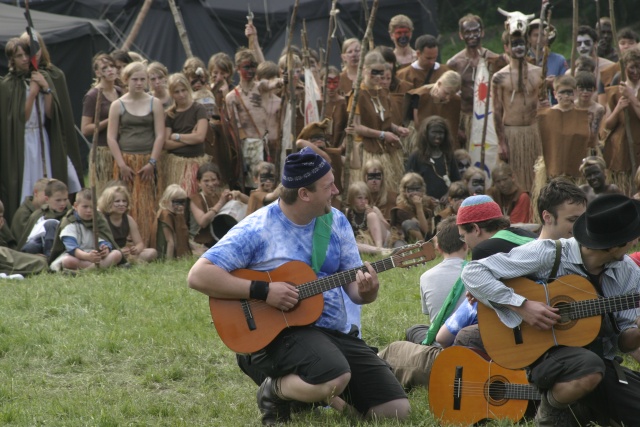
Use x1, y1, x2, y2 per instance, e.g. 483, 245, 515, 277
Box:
512, 325, 523, 345
241, 299, 256, 331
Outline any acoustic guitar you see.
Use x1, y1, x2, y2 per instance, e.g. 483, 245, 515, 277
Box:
209, 241, 436, 354
429, 346, 540, 426
477, 274, 640, 369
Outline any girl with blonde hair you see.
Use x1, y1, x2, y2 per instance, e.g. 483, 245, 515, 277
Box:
147, 61, 171, 108
390, 172, 435, 246
339, 38, 361, 95
106, 61, 165, 245
151, 184, 193, 259
344, 181, 390, 255
98, 185, 157, 262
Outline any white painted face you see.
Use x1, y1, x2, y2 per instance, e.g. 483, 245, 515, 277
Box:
577, 35, 594, 57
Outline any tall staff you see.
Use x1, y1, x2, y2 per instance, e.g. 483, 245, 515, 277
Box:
570, 0, 579, 75
168, 0, 193, 58
609, 0, 636, 174
286, 0, 300, 151
343, 0, 379, 192
320, 0, 339, 119
90, 89, 103, 265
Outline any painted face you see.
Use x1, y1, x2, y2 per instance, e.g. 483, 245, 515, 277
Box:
190, 77, 205, 91
199, 171, 221, 196
112, 193, 128, 214
342, 43, 361, 67
97, 61, 117, 82
544, 201, 585, 239
427, 123, 446, 147
258, 172, 275, 192
380, 69, 392, 89
392, 27, 412, 48
170, 197, 187, 214
492, 172, 517, 195
457, 159, 470, 177
598, 23, 613, 46
582, 164, 605, 190
148, 72, 166, 91
418, 46, 438, 70
619, 38, 638, 54
577, 35, 594, 56
510, 37, 527, 59
12, 46, 30, 73
555, 86, 576, 109
326, 75, 340, 94
127, 70, 147, 94
461, 21, 482, 48
75, 199, 93, 221
405, 184, 424, 196
365, 169, 383, 193
47, 191, 69, 213
577, 84, 595, 103
367, 66, 385, 86
238, 60, 257, 81
626, 61, 640, 84
467, 172, 485, 195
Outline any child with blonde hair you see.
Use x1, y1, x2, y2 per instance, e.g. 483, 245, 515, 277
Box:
151, 184, 195, 259
344, 181, 389, 255
98, 185, 157, 263
390, 173, 435, 246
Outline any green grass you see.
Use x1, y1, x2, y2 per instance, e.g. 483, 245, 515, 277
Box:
0, 254, 636, 426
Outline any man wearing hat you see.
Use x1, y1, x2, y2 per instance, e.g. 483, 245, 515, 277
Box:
188, 147, 409, 425
462, 193, 640, 426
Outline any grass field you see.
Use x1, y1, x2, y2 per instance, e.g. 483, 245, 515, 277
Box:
2, 252, 638, 426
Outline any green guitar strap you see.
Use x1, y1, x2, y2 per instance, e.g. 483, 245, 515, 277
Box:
311, 212, 333, 274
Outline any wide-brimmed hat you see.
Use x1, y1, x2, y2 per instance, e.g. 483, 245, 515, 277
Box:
573, 194, 640, 249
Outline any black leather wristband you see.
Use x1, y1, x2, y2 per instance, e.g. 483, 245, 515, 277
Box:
249, 280, 269, 300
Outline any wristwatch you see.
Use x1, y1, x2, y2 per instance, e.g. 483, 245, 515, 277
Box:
148, 158, 157, 168
40, 87, 52, 95
378, 131, 385, 141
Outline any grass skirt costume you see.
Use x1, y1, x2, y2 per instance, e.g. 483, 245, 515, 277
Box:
162, 153, 211, 197
505, 124, 542, 193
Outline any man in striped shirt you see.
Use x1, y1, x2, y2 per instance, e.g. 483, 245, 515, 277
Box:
462, 194, 640, 426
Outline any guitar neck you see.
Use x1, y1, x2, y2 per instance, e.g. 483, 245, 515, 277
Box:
297, 257, 396, 300
505, 384, 541, 401
568, 293, 640, 320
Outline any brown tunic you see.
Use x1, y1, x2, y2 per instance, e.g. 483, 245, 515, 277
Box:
396, 63, 450, 89
189, 191, 220, 247
406, 84, 462, 148
389, 79, 413, 126
348, 85, 397, 155
372, 189, 397, 221
323, 97, 348, 148
339, 70, 354, 96
602, 86, 640, 173
601, 63, 621, 88
537, 108, 591, 178
151, 209, 191, 258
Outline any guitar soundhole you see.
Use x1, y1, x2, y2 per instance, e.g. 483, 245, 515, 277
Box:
485, 377, 508, 406
550, 299, 577, 330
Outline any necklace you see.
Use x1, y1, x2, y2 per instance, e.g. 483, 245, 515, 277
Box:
349, 209, 367, 230
366, 88, 385, 121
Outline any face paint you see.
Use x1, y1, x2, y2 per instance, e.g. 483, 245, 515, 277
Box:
327, 76, 339, 91
239, 60, 257, 81
259, 173, 275, 183
370, 69, 385, 77
393, 27, 412, 47
577, 35, 594, 56
461, 21, 482, 48
510, 37, 527, 59
366, 172, 382, 181
427, 124, 446, 147
626, 62, 640, 83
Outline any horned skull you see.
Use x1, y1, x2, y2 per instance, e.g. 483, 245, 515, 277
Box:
498, 8, 535, 36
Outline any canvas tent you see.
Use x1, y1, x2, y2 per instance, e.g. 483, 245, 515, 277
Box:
2, 0, 438, 73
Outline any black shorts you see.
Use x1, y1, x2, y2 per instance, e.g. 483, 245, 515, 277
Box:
529, 346, 605, 390
246, 326, 407, 414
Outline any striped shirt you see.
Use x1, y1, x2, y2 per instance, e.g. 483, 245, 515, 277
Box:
462, 238, 640, 360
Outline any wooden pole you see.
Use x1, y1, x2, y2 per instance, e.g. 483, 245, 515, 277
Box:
320, 0, 339, 119
343, 0, 379, 192
286, 0, 300, 151
121, 0, 154, 51
535, 0, 548, 65
570, 0, 579, 75
90, 89, 103, 267
479, 58, 493, 172
167, 0, 193, 58
609, 0, 636, 174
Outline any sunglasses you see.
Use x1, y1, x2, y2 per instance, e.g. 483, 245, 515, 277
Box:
370, 69, 385, 76
171, 199, 187, 206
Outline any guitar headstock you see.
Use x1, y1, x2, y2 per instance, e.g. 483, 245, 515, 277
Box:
391, 241, 436, 269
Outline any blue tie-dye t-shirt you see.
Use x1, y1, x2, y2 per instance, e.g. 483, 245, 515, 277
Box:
202, 201, 363, 333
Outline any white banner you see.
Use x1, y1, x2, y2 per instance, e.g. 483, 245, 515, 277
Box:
469, 57, 498, 187
303, 68, 320, 125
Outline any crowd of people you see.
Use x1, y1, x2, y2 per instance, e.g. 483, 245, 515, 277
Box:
2, 7, 640, 427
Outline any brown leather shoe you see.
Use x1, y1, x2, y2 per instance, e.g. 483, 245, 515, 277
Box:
256, 377, 291, 425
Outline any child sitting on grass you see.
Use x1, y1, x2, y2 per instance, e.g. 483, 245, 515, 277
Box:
151, 184, 198, 259
246, 161, 280, 215
98, 185, 157, 263
49, 188, 122, 271
344, 181, 389, 255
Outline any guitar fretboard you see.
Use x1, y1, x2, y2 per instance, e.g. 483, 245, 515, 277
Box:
564, 293, 640, 320
503, 383, 542, 401
297, 257, 396, 300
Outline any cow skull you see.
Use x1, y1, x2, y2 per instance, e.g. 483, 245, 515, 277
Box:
498, 8, 535, 36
